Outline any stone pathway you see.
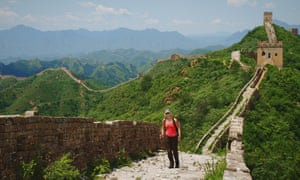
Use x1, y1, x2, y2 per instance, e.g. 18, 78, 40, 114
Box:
98, 151, 221, 180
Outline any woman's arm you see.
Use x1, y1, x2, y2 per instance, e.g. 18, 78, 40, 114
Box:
175, 118, 181, 141
160, 119, 165, 139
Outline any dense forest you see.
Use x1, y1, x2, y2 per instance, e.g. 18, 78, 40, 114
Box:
0, 24, 300, 178
244, 66, 300, 179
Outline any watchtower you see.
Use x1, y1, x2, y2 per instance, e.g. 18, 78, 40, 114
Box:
257, 41, 283, 69
264, 12, 273, 24
288, 28, 298, 36
257, 12, 283, 70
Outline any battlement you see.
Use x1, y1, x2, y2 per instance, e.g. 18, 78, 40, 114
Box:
258, 41, 283, 48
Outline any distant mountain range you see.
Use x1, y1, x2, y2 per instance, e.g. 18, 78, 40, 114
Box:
0, 25, 246, 60
273, 19, 300, 33
0, 20, 297, 61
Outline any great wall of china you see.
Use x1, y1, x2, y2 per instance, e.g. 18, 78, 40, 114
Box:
0, 12, 289, 179
195, 12, 283, 180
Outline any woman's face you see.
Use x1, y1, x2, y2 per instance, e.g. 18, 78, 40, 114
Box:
165, 112, 172, 117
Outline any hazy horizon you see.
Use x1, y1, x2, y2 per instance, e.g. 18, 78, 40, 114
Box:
0, 0, 299, 36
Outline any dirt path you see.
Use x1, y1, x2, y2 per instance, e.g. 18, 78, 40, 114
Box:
99, 150, 221, 180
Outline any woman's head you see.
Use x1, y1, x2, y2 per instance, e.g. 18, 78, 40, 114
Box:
165, 109, 172, 116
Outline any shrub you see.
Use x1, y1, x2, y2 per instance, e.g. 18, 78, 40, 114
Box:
111, 148, 132, 168
43, 153, 80, 180
204, 158, 226, 180
20, 160, 37, 180
90, 158, 111, 177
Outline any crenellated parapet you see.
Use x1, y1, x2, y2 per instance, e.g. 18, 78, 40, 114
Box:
258, 41, 283, 48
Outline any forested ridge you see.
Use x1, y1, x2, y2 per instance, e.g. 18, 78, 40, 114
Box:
241, 25, 300, 179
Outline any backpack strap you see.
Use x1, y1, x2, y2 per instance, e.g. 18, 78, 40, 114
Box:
163, 117, 179, 136
164, 118, 177, 125
173, 118, 178, 133
164, 118, 178, 133
172, 118, 177, 128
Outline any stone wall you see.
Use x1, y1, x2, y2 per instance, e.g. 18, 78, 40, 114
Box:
0, 116, 160, 179
224, 117, 251, 180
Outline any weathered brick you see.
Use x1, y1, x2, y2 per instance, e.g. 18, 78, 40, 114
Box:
0, 116, 160, 179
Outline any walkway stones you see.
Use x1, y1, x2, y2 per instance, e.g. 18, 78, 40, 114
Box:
100, 151, 220, 180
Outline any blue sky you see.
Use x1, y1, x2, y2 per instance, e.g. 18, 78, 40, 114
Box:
0, 0, 299, 35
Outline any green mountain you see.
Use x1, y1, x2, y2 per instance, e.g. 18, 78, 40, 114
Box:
0, 70, 101, 116
0, 24, 300, 178
0, 49, 201, 89
0, 57, 139, 89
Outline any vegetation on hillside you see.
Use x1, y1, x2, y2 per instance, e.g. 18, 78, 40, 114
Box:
0, 57, 138, 89
87, 57, 252, 151
242, 25, 300, 179
0, 55, 252, 151
244, 66, 300, 179
0, 49, 202, 89
0, 70, 100, 116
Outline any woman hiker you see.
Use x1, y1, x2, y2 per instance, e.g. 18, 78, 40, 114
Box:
160, 109, 181, 168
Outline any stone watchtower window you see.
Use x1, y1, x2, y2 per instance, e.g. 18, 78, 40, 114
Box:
268, 53, 272, 59
262, 51, 265, 56
275, 53, 278, 56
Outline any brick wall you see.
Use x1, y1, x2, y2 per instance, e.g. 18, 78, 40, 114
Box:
0, 116, 160, 179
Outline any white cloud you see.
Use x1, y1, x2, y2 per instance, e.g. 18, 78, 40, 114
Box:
95, 4, 132, 16
172, 19, 193, 25
227, 0, 257, 7
79, 2, 96, 8
145, 18, 159, 25
227, 0, 247, 6
264, 2, 275, 9
8, 0, 17, 3
64, 13, 82, 21
0, 8, 17, 17
248, 0, 257, 7
23, 14, 37, 22
79, 3, 133, 17
211, 18, 222, 24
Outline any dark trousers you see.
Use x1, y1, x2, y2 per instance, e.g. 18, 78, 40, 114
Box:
166, 136, 179, 167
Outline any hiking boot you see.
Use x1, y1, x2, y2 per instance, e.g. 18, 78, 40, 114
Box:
168, 162, 174, 168
175, 160, 179, 168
